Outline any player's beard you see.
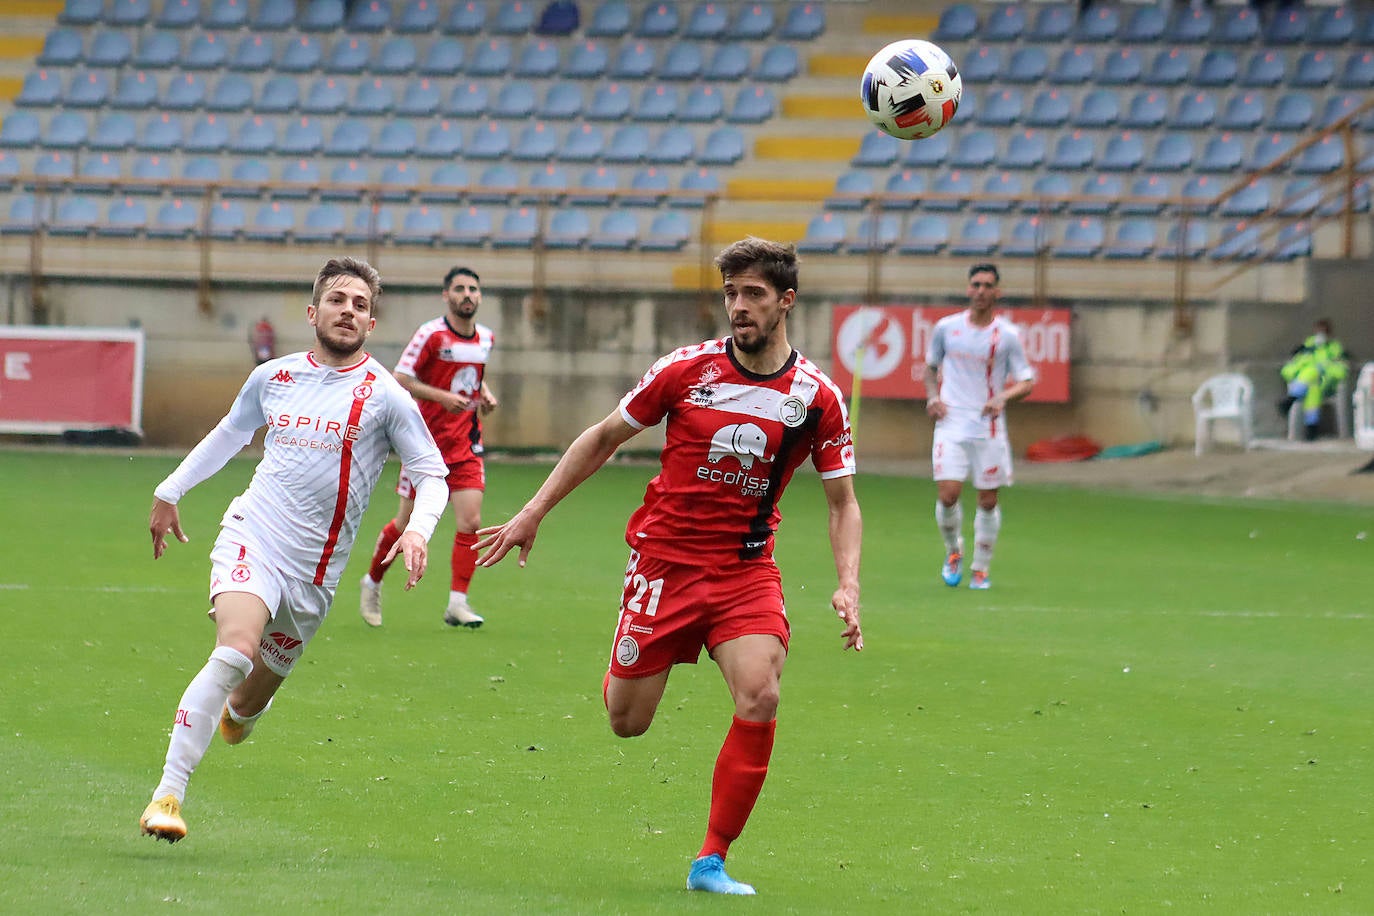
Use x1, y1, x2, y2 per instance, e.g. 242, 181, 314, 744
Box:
315, 323, 365, 360
731, 312, 781, 355
449, 296, 478, 320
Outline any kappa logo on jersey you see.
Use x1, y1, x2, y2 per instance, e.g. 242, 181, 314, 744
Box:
268, 632, 303, 651
615, 635, 640, 667
271, 369, 295, 384
230, 563, 251, 583
707, 422, 772, 469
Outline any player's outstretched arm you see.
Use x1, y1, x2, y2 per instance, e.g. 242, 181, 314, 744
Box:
476, 410, 639, 568
149, 498, 188, 559
822, 475, 864, 651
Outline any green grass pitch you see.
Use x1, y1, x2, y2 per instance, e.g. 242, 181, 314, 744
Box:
1, 448, 1370, 914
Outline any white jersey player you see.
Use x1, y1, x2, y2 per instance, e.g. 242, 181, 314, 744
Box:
140, 257, 448, 844
923, 263, 1036, 591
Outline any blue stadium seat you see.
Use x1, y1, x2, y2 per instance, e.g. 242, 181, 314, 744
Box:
50, 194, 99, 236
181, 156, 222, 190
1216, 6, 1260, 43
1219, 92, 1265, 131
1219, 178, 1271, 218
1051, 46, 1094, 85
563, 39, 609, 78
279, 117, 324, 155
731, 2, 775, 39
1318, 93, 1361, 128
445, 0, 486, 33
327, 36, 371, 73
1241, 50, 1285, 88
183, 32, 227, 69
999, 128, 1047, 170
511, 121, 557, 160
207, 73, 252, 112
1277, 178, 1319, 216
257, 75, 300, 113
622, 166, 669, 206
641, 209, 691, 251
960, 46, 1002, 84
493, 205, 539, 248
1264, 5, 1307, 44
1057, 217, 1104, 258
637, 2, 679, 37
950, 129, 997, 169
1197, 134, 1244, 174
108, 0, 152, 26
797, 211, 845, 253
647, 124, 694, 164
374, 37, 418, 74
1122, 91, 1167, 129
973, 172, 1021, 214
446, 82, 489, 117
949, 214, 1001, 256
349, 0, 392, 31
587, 0, 631, 38
299, 0, 346, 31
421, 37, 465, 75
1048, 131, 1096, 171
75, 151, 121, 190
421, 161, 469, 201
469, 38, 513, 76
655, 41, 701, 81
925, 170, 973, 212
1070, 173, 1124, 215
587, 82, 631, 120
1099, 131, 1145, 171
539, 83, 584, 119
163, 72, 207, 110
684, 1, 728, 39
279, 158, 322, 197
589, 209, 639, 250
244, 200, 294, 242
185, 114, 230, 153
1076, 5, 1119, 41
344, 203, 395, 244
604, 124, 650, 162
67, 70, 110, 108
514, 38, 559, 77
848, 213, 900, 254
278, 34, 323, 72
1307, 6, 1355, 45
675, 167, 719, 206
525, 162, 569, 201
1002, 215, 1047, 256
418, 120, 463, 158
881, 169, 926, 210
136, 113, 182, 152
374, 120, 416, 157
1267, 93, 1314, 132
395, 0, 438, 31
978, 89, 1024, 128
1100, 47, 1143, 86
779, 1, 824, 39
1120, 174, 1171, 216
898, 214, 950, 255
1248, 132, 1296, 171
983, 2, 1026, 41
17, 70, 61, 107
323, 160, 369, 200
224, 157, 271, 198
572, 165, 616, 205
131, 31, 179, 68
149, 198, 198, 239
88, 31, 132, 67
398, 77, 442, 116
1023, 89, 1070, 128
204, 0, 248, 28
1, 194, 45, 234
698, 125, 744, 165
229, 33, 273, 71
563, 123, 606, 161
1158, 220, 1210, 260
612, 41, 656, 79
39, 28, 83, 66
934, 3, 976, 41
1174, 90, 1218, 130
728, 86, 775, 123
632, 83, 677, 121
492, 82, 537, 118
467, 121, 512, 160
302, 77, 348, 115
1293, 135, 1344, 174
1272, 222, 1312, 261
1291, 51, 1335, 88
1338, 50, 1374, 89
1196, 49, 1239, 87
756, 44, 798, 82
90, 112, 136, 150
1028, 3, 1074, 41
1211, 221, 1260, 261
251, 0, 293, 28
826, 170, 873, 210
0, 111, 41, 147
852, 130, 898, 168
377, 161, 418, 199
1168, 4, 1213, 42
1147, 48, 1192, 86
545, 207, 591, 248
34, 151, 77, 182
679, 84, 723, 122
702, 46, 749, 85
1104, 219, 1155, 259
447, 205, 492, 246
1074, 89, 1120, 128
59, 0, 101, 25
129, 153, 173, 189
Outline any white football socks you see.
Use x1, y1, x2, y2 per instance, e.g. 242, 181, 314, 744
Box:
935, 500, 963, 554
972, 506, 1002, 574
153, 645, 253, 803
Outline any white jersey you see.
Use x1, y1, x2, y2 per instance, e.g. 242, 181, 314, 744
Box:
925, 311, 1037, 441
156, 351, 446, 587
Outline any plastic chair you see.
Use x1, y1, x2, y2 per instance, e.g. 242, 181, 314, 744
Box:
949, 215, 1000, 256
418, 120, 463, 158
421, 37, 466, 75
445, 0, 486, 33
1147, 48, 1191, 86
1241, 50, 1285, 88
1023, 89, 1070, 129
797, 212, 845, 253
515, 38, 560, 77
647, 125, 694, 165
899, 214, 950, 255
564, 40, 608, 78
545, 208, 590, 248
326, 36, 372, 73
984, 2, 1026, 41
299, 0, 346, 30
1100, 48, 1143, 86
349, 0, 392, 31
374, 37, 419, 74
17, 70, 62, 107
1074, 89, 1120, 128
1291, 51, 1335, 88
589, 210, 639, 250
732, 3, 775, 40
1192, 374, 1253, 454
397, 78, 442, 116
779, 1, 824, 39
183, 32, 227, 69
684, 2, 728, 39
258, 76, 301, 113
1051, 46, 1095, 85
935, 3, 977, 41
87, 31, 132, 67
1104, 219, 1155, 260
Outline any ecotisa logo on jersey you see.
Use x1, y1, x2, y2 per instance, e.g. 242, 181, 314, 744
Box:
698, 422, 772, 497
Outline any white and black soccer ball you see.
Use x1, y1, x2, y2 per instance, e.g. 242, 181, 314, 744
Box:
859, 39, 963, 141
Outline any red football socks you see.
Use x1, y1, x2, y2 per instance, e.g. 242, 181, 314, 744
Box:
451, 531, 478, 592
698, 716, 776, 860
367, 520, 401, 582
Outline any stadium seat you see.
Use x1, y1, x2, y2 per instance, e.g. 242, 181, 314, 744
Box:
1147, 48, 1192, 87
302, 77, 348, 115
177, 155, 221, 193
509, 121, 556, 161
1196, 49, 1239, 87
882, 169, 925, 210
647, 125, 695, 165
568, 165, 614, 205
1317, 93, 1361, 128
1104, 219, 1156, 259
1174, 91, 1218, 130
398, 78, 442, 116
185, 114, 231, 153
589, 209, 639, 250
1158, 221, 1209, 259
537, 83, 583, 120
1211, 221, 1260, 261
421, 37, 466, 75
656, 41, 703, 81
206, 73, 253, 112
418, 161, 468, 201
1074, 90, 1120, 128
960, 46, 1002, 84
999, 129, 1048, 170
950, 130, 997, 169
1028, 3, 1074, 41
469, 38, 514, 76
1023, 89, 1070, 128
588, 83, 631, 120
778, 1, 824, 39
223, 157, 271, 198
1197, 134, 1244, 174
278, 35, 323, 72
641, 209, 691, 251
344, 203, 395, 244
1076, 5, 1119, 41
1100, 47, 1143, 86
1051, 46, 1095, 86
756, 45, 798, 82
698, 126, 744, 165
1057, 217, 1104, 258
1267, 93, 1314, 132
564, 39, 609, 79
1292, 135, 1344, 174
1070, 173, 1123, 215
39, 28, 83, 66
1048, 132, 1096, 171
183, 32, 227, 69
727, 86, 775, 123
1272, 222, 1312, 261
279, 117, 324, 155
149, 198, 198, 238
1307, 6, 1354, 45
1, 194, 44, 234
327, 36, 371, 73
136, 113, 182, 152
446, 0, 486, 33
299, 0, 345, 30
797, 212, 845, 253
491, 206, 538, 248
88, 31, 132, 67
67, 70, 110, 108
349, 0, 392, 31
492, 82, 537, 118
1219, 92, 1265, 131
897, 214, 950, 255
373, 37, 418, 74
464, 121, 510, 160
847, 214, 899, 254
278, 158, 322, 197
1290, 51, 1335, 88
1264, 6, 1307, 44
322, 160, 369, 200
978, 89, 1024, 128
374, 121, 417, 158
684, 2, 728, 39
983, 2, 1026, 41
0, 112, 40, 148
612, 41, 656, 79
163, 72, 207, 110
973, 172, 1021, 214
1122, 91, 1167, 129
203, 0, 248, 27
59, 0, 101, 25
1277, 178, 1319, 216
1002, 216, 1046, 257
543, 207, 590, 248
1216, 6, 1260, 43
679, 84, 723, 122
621, 166, 669, 206
949, 214, 1001, 256
675, 166, 719, 206
637, 2, 679, 37
633, 83, 679, 121
852, 131, 898, 168
417, 120, 463, 159
1240, 50, 1285, 88
1168, 4, 1213, 42
17, 70, 61, 108
731, 3, 775, 40
825, 170, 873, 211
1219, 178, 1271, 218
562, 123, 606, 161
128, 153, 173, 189
516, 38, 560, 77
244, 200, 294, 242
925, 170, 973, 212
465, 163, 515, 204
524, 162, 569, 202
375, 161, 417, 201
74, 151, 121, 191
1146, 133, 1194, 173
33, 151, 77, 184
229, 33, 273, 71
446, 82, 489, 118
1099, 132, 1145, 172
604, 124, 650, 162
108, 0, 153, 26
251, 0, 293, 28
88, 112, 135, 151
1338, 51, 1374, 89
50, 194, 99, 236
444, 206, 490, 246
255, 75, 299, 113
935, 3, 977, 41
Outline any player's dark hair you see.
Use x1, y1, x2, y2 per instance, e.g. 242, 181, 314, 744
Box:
968, 262, 1000, 283
714, 237, 799, 295
444, 266, 480, 289
1315, 318, 1333, 335
313, 257, 381, 310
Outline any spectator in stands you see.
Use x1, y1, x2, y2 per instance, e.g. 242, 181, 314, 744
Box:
250, 316, 276, 365
536, 0, 580, 35
1280, 318, 1349, 440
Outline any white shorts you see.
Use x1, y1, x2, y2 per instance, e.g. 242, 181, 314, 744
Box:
932, 428, 1015, 489
208, 531, 334, 678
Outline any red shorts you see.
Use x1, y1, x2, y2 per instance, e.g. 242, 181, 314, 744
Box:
396, 457, 485, 498
609, 549, 790, 679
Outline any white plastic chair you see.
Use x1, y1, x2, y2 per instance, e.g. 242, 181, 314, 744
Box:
1192, 373, 1254, 455
1353, 363, 1374, 450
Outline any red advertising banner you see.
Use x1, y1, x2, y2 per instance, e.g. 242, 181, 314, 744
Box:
830, 305, 1071, 403
0, 327, 145, 434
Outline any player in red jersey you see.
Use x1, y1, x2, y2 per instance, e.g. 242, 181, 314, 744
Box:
360, 266, 498, 629
475, 238, 863, 896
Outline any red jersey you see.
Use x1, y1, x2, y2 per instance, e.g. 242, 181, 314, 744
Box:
394, 317, 494, 464
618, 337, 856, 564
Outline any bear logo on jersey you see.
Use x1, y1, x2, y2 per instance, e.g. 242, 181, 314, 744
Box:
707, 422, 772, 469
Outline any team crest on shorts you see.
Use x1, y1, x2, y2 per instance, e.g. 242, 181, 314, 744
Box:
615, 635, 640, 667
231, 563, 251, 583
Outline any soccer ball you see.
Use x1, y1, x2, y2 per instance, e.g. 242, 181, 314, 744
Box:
859, 39, 963, 141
